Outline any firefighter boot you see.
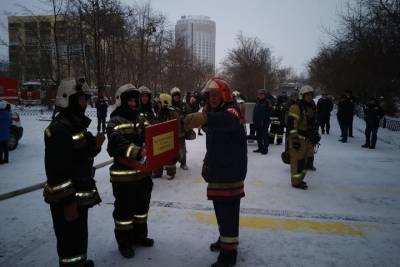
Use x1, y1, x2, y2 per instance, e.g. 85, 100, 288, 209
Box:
292, 183, 308, 190
306, 158, 316, 171
85, 260, 95, 267
210, 239, 220, 252
211, 262, 235, 267
135, 237, 154, 247
119, 247, 135, 258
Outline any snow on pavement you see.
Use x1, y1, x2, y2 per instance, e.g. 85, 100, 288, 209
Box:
0, 109, 400, 267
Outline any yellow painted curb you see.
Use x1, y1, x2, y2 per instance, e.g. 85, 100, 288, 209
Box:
194, 212, 364, 237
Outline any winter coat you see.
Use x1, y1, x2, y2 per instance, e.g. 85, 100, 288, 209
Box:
107, 108, 149, 183
253, 98, 271, 126
337, 99, 354, 124
0, 109, 11, 141
364, 103, 384, 128
202, 104, 247, 200
317, 97, 333, 117
43, 112, 101, 207
139, 104, 157, 124
95, 99, 108, 118
172, 101, 188, 138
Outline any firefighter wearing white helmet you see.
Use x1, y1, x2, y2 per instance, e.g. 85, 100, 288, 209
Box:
106, 83, 154, 258
286, 85, 319, 190
44, 78, 105, 267
170, 86, 190, 171
138, 86, 156, 123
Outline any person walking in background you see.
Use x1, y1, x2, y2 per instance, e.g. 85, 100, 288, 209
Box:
362, 97, 384, 149
316, 92, 333, 134
0, 101, 11, 164
337, 94, 353, 143
253, 89, 271, 155
95, 95, 108, 133
345, 90, 356, 137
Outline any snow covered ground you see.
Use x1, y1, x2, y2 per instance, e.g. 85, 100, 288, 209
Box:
0, 108, 400, 267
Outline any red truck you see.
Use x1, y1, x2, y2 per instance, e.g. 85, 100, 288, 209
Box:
0, 76, 19, 104
19, 81, 43, 105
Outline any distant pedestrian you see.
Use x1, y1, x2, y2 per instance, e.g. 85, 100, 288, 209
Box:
316, 92, 333, 134
95, 95, 108, 133
0, 101, 11, 164
362, 97, 384, 149
337, 94, 353, 143
345, 90, 356, 137
253, 89, 271, 154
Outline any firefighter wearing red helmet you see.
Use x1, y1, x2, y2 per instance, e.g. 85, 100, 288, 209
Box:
184, 77, 247, 267
43, 78, 105, 267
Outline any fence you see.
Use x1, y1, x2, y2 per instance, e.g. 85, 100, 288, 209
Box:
13, 106, 99, 118
382, 116, 400, 131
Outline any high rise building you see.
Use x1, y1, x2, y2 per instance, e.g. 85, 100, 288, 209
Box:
175, 15, 216, 70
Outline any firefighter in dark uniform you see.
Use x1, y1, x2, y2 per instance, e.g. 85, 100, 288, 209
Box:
170, 87, 189, 170
43, 78, 105, 267
287, 85, 319, 189
269, 99, 285, 145
362, 97, 384, 149
184, 77, 247, 267
152, 93, 179, 179
138, 86, 157, 124
106, 84, 154, 258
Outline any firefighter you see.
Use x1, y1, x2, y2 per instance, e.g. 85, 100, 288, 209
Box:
170, 87, 189, 170
106, 84, 154, 258
152, 93, 179, 179
362, 97, 384, 149
184, 77, 247, 267
287, 85, 319, 189
138, 86, 157, 124
269, 101, 285, 145
43, 78, 105, 267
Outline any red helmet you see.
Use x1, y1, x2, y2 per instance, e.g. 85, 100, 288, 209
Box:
203, 77, 232, 103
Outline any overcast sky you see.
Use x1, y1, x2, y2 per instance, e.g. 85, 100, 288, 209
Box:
0, 0, 348, 74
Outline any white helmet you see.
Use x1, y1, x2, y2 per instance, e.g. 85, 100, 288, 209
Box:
232, 90, 240, 97
170, 87, 181, 96
115, 83, 138, 107
299, 85, 314, 100
139, 85, 151, 95
55, 78, 91, 108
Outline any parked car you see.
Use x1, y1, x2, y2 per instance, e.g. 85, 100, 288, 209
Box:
4, 102, 23, 150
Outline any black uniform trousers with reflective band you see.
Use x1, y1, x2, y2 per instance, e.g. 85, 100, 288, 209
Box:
255, 123, 269, 152
112, 176, 153, 250
50, 204, 88, 267
269, 123, 284, 144
213, 199, 240, 264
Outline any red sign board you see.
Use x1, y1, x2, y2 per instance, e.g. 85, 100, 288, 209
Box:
117, 119, 179, 173
144, 119, 179, 170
